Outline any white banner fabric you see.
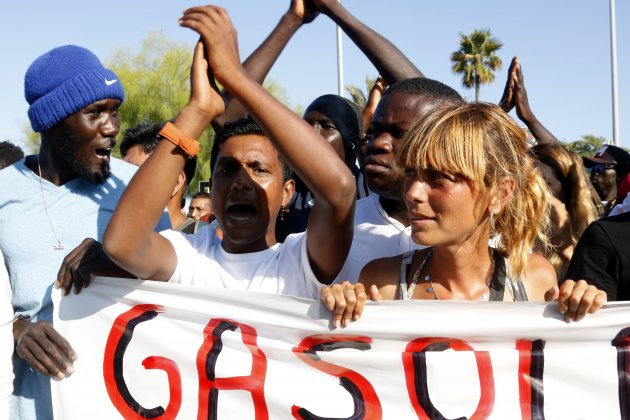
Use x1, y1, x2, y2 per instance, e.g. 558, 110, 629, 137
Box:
52, 276, 630, 420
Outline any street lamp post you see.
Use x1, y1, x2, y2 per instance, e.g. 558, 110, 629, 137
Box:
336, 0, 344, 97
609, 0, 620, 146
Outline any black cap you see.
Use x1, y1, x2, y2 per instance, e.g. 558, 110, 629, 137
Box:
583, 145, 630, 177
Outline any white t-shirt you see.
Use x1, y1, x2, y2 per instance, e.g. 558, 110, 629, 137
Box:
0, 252, 13, 419
161, 226, 323, 300
336, 194, 425, 283
609, 194, 630, 217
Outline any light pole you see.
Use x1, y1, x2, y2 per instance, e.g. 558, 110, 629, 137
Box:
609, 0, 620, 145
336, 0, 344, 97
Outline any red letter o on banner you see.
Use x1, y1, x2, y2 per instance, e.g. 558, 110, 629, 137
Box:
103, 304, 182, 419
402, 337, 494, 420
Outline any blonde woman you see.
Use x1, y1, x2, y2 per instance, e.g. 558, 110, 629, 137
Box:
531, 143, 601, 279
323, 103, 606, 325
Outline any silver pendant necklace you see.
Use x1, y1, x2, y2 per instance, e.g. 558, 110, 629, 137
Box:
408, 248, 494, 300
37, 157, 66, 251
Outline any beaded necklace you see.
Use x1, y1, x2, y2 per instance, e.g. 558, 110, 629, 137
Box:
406, 249, 433, 299
406, 248, 494, 301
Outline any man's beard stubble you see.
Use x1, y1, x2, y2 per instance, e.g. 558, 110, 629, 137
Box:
54, 123, 111, 185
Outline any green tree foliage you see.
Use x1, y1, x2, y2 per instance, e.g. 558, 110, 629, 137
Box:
107, 31, 213, 192
564, 134, 607, 157
451, 29, 503, 102
345, 76, 376, 108
22, 122, 40, 153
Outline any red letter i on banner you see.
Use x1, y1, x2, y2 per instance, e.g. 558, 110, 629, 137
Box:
515, 339, 545, 420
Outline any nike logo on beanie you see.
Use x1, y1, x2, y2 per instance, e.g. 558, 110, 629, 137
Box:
105, 78, 118, 86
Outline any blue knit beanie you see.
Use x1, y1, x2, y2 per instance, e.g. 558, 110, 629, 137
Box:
25, 45, 125, 132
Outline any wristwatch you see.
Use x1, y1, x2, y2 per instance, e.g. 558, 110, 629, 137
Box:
159, 122, 201, 158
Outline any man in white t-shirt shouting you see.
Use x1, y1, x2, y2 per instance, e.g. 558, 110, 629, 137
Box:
94, 7, 355, 301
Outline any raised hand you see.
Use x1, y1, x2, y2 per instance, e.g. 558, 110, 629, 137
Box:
189, 41, 225, 120
499, 56, 560, 144
499, 56, 518, 113
289, 0, 319, 24
14, 319, 77, 380
362, 75, 387, 133
321, 281, 367, 328
311, 0, 338, 14
179, 6, 243, 86
511, 59, 534, 123
499, 57, 534, 123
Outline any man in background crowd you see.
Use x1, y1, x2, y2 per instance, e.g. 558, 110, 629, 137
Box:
0, 141, 24, 170
583, 145, 630, 216
188, 192, 213, 222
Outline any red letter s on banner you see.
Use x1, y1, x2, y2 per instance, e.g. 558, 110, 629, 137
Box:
292, 334, 382, 420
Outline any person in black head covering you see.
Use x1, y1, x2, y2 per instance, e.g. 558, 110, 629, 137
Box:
582, 145, 630, 216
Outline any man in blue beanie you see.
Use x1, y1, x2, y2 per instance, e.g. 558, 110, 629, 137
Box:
0, 45, 169, 419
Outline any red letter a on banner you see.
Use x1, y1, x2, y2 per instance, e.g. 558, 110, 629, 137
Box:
402, 337, 495, 420
196, 319, 268, 420
292, 334, 382, 420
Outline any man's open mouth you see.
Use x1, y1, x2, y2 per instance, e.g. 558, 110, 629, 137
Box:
226, 203, 257, 223
95, 148, 112, 158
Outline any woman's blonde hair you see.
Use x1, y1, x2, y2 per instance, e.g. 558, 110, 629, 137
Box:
531, 143, 601, 274
396, 102, 550, 279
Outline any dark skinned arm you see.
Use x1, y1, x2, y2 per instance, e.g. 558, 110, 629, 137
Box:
105, 7, 354, 284
211, 0, 319, 133
362, 75, 386, 134
56, 238, 134, 295
499, 56, 560, 145
184, 6, 355, 284
313, 0, 423, 84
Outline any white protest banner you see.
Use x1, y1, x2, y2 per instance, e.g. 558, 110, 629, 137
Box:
52, 276, 630, 419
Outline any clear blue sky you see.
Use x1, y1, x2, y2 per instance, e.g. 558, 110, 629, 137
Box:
1, 1, 628, 151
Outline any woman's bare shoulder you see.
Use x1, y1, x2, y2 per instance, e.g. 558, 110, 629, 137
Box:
359, 254, 403, 287
522, 252, 557, 301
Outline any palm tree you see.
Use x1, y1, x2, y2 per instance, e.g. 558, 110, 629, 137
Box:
345, 75, 376, 108
451, 29, 503, 102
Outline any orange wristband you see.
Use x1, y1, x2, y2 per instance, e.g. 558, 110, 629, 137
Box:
159, 122, 201, 158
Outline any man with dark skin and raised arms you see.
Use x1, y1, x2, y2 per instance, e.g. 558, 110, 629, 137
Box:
100, 7, 355, 298
336, 78, 464, 285
290, 0, 468, 285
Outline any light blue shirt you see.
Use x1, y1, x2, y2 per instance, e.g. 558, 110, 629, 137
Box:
0, 156, 170, 420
